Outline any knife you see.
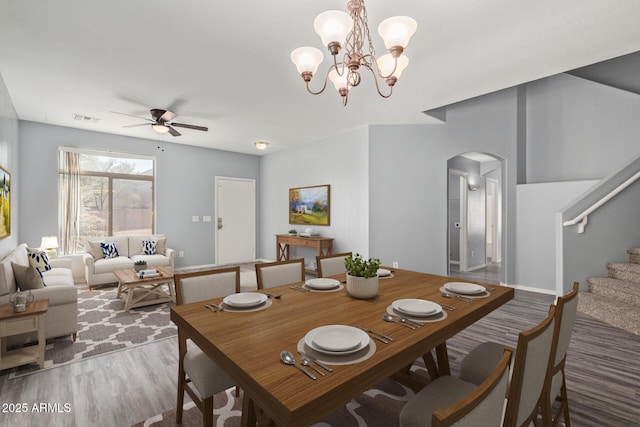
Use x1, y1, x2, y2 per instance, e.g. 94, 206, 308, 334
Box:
297, 351, 333, 372
359, 326, 393, 343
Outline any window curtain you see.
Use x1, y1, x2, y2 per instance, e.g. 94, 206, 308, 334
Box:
59, 151, 81, 254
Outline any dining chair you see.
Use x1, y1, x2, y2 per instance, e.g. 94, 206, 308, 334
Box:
316, 251, 352, 277
255, 258, 305, 289
459, 305, 557, 427
459, 283, 579, 426
174, 266, 240, 427
399, 347, 512, 427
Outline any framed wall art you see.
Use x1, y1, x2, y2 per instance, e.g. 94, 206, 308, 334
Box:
0, 166, 10, 240
289, 184, 330, 226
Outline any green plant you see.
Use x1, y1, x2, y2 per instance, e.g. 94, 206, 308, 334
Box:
288, 229, 297, 234
344, 253, 381, 278
134, 260, 147, 266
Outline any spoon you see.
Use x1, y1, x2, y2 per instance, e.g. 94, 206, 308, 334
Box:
301, 356, 325, 376
264, 292, 282, 299
394, 315, 422, 328
441, 292, 472, 302
280, 351, 316, 380
383, 313, 416, 329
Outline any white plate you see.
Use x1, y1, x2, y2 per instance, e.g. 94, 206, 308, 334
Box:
392, 299, 442, 317
305, 278, 341, 290
222, 292, 268, 308
305, 325, 370, 355
377, 268, 391, 277
444, 282, 486, 295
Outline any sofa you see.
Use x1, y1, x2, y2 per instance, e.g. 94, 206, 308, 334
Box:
82, 235, 175, 290
0, 244, 78, 345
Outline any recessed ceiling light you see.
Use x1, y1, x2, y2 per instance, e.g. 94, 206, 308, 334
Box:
255, 141, 269, 150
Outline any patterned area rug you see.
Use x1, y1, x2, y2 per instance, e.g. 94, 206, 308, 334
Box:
132, 378, 416, 427
7, 285, 176, 378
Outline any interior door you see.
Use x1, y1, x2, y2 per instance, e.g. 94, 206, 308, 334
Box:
215, 177, 255, 265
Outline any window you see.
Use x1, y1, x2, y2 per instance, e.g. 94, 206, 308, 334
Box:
58, 148, 155, 254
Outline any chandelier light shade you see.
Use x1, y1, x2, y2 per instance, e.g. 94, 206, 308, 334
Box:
291, 0, 417, 106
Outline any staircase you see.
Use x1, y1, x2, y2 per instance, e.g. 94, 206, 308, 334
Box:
578, 248, 640, 335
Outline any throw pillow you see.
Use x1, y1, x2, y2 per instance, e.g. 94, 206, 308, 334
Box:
141, 239, 157, 255
27, 248, 52, 272
87, 240, 105, 260
155, 237, 167, 255
12, 262, 46, 290
100, 241, 119, 259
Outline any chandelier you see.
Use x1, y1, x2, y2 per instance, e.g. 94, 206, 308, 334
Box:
290, 0, 417, 106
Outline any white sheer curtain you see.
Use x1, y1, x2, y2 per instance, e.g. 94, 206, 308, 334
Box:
58, 151, 81, 254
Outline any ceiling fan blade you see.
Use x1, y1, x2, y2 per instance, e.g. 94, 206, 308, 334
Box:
111, 111, 153, 122
168, 126, 181, 137
171, 122, 208, 132
122, 123, 152, 128
160, 110, 177, 122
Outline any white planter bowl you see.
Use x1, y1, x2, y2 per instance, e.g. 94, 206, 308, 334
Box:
346, 274, 379, 299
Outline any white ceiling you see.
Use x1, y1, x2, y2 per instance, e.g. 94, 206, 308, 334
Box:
1, 0, 639, 155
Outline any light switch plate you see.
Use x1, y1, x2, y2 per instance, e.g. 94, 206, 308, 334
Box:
192, 216, 200, 222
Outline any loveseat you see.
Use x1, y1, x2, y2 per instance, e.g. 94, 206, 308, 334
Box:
82, 235, 175, 290
0, 244, 77, 345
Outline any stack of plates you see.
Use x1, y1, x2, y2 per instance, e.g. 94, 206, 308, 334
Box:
222, 292, 268, 309
392, 299, 442, 317
305, 278, 341, 290
304, 325, 370, 355
444, 282, 486, 295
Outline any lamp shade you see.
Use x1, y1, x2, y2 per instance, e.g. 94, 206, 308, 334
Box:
328, 65, 349, 91
314, 10, 353, 48
376, 54, 409, 79
41, 235, 59, 249
378, 16, 417, 49
291, 47, 324, 76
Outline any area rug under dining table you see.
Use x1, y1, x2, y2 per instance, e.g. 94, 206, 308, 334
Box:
6, 285, 176, 378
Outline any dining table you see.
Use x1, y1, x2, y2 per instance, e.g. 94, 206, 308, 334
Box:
170, 268, 514, 426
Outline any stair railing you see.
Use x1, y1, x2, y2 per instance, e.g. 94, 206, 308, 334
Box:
563, 169, 640, 233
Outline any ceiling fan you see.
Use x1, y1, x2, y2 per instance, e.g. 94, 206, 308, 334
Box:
111, 108, 208, 137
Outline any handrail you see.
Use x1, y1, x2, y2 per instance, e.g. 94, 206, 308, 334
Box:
563, 169, 640, 233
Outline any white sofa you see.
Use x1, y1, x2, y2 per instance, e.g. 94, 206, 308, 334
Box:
0, 244, 77, 345
82, 235, 175, 290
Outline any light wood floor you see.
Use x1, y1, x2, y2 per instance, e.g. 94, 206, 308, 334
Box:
1, 288, 638, 426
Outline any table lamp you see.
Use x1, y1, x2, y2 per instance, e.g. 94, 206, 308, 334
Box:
41, 235, 59, 259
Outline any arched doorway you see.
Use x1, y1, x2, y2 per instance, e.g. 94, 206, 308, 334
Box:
447, 152, 504, 284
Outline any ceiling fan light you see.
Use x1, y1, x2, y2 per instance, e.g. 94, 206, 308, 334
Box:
152, 124, 170, 134
378, 16, 417, 49
314, 10, 353, 49
291, 47, 324, 76
377, 53, 409, 79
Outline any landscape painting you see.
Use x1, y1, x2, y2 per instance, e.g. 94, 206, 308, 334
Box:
0, 166, 10, 239
289, 184, 330, 226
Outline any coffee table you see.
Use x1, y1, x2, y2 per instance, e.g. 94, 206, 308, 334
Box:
0, 299, 49, 370
114, 266, 175, 311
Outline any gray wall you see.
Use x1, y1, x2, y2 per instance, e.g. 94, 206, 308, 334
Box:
0, 73, 19, 257
18, 121, 260, 268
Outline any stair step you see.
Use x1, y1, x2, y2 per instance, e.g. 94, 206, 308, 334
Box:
628, 248, 640, 264
607, 262, 640, 282
578, 293, 640, 335
586, 277, 640, 306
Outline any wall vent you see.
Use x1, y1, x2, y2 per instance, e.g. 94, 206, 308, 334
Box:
73, 114, 100, 123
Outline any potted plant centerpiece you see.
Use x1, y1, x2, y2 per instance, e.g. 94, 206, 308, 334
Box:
344, 253, 381, 299
134, 260, 147, 272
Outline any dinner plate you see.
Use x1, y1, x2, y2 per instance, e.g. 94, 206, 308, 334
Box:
222, 292, 268, 308
304, 325, 370, 355
392, 299, 442, 317
377, 268, 391, 277
444, 282, 486, 295
305, 278, 341, 290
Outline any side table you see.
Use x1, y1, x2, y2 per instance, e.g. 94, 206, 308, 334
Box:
0, 299, 49, 370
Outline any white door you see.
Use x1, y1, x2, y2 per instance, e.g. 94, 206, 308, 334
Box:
215, 177, 255, 265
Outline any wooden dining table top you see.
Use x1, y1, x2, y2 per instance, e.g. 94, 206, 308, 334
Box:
170, 268, 514, 426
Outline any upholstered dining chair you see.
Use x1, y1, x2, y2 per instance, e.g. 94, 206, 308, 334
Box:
399, 347, 512, 427
174, 266, 240, 427
459, 305, 557, 427
255, 258, 305, 289
459, 283, 579, 426
316, 252, 352, 277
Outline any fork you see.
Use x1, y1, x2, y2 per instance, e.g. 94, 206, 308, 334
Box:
210, 303, 226, 312
203, 304, 216, 312
264, 292, 282, 299
290, 285, 308, 292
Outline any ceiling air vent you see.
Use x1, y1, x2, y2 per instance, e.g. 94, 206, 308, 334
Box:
73, 114, 100, 123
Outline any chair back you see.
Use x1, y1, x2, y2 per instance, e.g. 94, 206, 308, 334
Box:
552, 282, 579, 369
316, 252, 352, 277
256, 258, 305, 289
503, 305, 556, 427
174, 266, 240, 305
432, 348, 513, 427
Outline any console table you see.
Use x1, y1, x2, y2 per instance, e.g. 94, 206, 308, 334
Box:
275, 234, 334, 275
